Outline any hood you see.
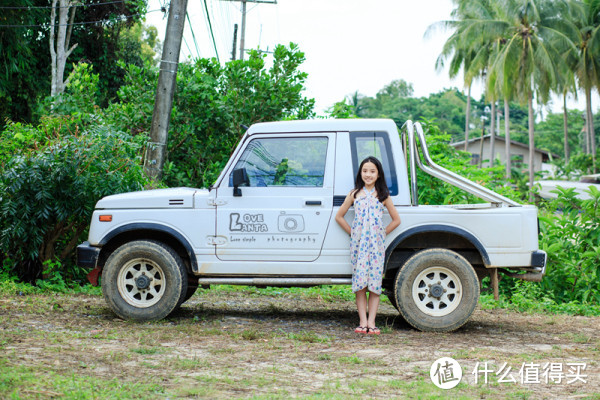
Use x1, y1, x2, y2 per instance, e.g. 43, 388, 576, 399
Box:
95, 187, 209, 209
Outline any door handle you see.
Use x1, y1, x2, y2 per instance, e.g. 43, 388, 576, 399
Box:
305, 200, 322, 206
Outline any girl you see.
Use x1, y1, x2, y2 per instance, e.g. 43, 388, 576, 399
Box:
335, 156, 401, 335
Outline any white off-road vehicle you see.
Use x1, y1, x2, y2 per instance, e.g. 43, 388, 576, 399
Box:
77, 119, 546, 332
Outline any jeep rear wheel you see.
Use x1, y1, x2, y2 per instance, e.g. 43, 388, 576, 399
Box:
394, 248, 479, 332
102, 240, 187, 321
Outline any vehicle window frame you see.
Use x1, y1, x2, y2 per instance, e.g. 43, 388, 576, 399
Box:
349, 131, 398, 196
228, 136, 329, 188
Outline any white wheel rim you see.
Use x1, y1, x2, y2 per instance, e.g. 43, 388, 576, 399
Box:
117, 258, 166, 308
412, 266, 463, 316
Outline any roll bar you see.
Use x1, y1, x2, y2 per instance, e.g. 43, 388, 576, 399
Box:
400, 120, 521, 207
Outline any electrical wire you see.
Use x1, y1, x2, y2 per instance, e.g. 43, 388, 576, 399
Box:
203, 0, 220, 62
0, 9, 162, 28
0, 0, 136, 10
185, 11, 201, 59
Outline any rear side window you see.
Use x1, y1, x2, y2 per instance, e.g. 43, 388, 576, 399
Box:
350, 131, 398, 196
230, 137, 328, 187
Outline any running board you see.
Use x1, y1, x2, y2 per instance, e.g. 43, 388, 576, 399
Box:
196, 277, 352, 287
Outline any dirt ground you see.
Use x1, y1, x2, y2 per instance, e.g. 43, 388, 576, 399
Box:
1, 288, 599, 399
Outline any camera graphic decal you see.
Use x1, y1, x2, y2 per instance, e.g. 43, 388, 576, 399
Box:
278, 212, 305, 233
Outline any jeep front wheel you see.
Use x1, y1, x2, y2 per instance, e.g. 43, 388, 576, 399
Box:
102, 240, 187, 321
394, 248, 479, 332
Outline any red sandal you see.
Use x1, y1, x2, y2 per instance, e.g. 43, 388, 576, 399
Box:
354, 326, 368, 334
367, 327, 380, 335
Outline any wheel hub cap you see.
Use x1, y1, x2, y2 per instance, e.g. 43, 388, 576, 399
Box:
430, 283, 444, 298
135, 275, 151, 290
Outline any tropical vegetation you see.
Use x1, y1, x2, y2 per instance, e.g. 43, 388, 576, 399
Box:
429, 0, 600, 187
0, 0, 599, 313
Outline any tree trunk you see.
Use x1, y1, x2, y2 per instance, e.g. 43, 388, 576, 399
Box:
528, 92, 535, 203
585, 86, 596, 171
50, 0, 77, 97
504, 98, 511, 179
563, 92, 569, 163
479, 124, 484, 169
490, 101, 495, 168
465, 85, 471, 151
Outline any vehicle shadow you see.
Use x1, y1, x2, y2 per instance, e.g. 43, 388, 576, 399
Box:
171, 301, 415, 332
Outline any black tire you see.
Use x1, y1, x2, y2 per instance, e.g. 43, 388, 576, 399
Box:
394, 248, 479, 332
383, 287, 399, 311
101, 240, 188, 321
182, 278, 199, 304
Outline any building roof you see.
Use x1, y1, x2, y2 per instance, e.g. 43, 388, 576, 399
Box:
451, 134, 558, 159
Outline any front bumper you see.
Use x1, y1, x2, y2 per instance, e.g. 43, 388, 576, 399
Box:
77, 241, 101, 269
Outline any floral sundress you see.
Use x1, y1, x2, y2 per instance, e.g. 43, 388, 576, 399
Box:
350, 187, 385, 294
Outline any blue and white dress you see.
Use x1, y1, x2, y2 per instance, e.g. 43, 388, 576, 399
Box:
350, 187, 385, 294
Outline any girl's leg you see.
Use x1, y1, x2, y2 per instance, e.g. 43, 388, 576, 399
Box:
366, 291, 380, 329
355, 288, 368, 328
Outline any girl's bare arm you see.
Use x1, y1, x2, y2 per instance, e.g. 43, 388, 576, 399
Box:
335, 192, 354, 235
383, 197, 401, 235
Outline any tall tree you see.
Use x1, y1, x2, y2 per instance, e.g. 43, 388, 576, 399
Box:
1, 0, 147, 125
562, 0, 600, 169
0, 1, 49, 123
429, 0, 493, 148
433, 0, 506, 166
486, 0, 567, 197
50, 0, 77, 97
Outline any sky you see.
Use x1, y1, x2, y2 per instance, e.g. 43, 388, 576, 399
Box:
145, 0, 594, 116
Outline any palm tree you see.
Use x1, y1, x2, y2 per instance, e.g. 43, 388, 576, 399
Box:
433, 31, 475, 149
562, 0, 600, 168
487, 0, 569, 198
430, 0, 500, 155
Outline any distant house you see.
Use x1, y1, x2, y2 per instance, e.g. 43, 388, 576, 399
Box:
451, 134, 556, 172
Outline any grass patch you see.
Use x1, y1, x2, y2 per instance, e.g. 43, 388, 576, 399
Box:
338, 355, 363, 365
0, 360, 164, 399
286, 330, 330, 343
131, 347, 162, 355
479, 293, 600, 316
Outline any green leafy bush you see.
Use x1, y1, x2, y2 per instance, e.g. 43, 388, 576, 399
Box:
415, 119, 521, 205
538, 185, 600, 304
107, 43, 315, 189
0, 123, 147, 281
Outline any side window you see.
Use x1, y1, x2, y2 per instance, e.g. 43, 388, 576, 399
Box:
350, 131, 398, 196
230, 137, 328, 187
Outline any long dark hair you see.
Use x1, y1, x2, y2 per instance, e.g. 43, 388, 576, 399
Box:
353, 156, 389, 203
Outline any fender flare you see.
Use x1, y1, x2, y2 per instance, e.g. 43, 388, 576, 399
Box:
384, 224, 490, 271
99, 223, 198, 271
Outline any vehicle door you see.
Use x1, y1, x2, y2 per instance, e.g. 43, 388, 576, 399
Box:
215, 133, 335, 262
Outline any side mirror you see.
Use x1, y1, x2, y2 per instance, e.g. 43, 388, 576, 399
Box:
232, 168, 249, 197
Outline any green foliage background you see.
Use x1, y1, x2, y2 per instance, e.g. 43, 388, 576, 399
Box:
0, 16, 598, 313
0, 44, 316, 284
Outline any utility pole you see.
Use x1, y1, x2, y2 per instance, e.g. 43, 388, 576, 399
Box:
145, 0, 189, 180
240, 0, 247, 60
221, 0, 277, 61
231, 23, 238, 60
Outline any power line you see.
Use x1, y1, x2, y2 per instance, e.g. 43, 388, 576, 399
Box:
0, 9, 162, 28
0, 0, 137, 10
203, 0, 220, 62
185, 12, 201, 59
